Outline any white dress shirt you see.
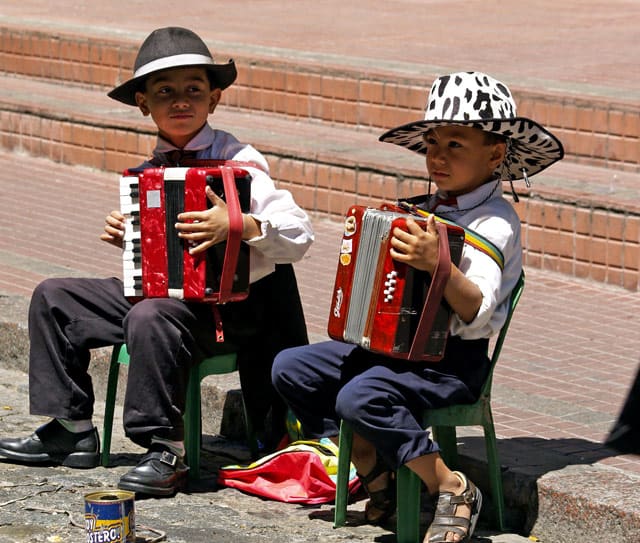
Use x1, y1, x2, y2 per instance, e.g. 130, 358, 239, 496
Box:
424, 180, 523, 339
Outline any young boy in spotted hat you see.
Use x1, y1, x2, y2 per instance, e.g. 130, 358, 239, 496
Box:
272, 71, 563, 542
0, 27, 314, 497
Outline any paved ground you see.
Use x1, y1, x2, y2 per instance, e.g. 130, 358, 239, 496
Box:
0, 366, 534, 543
1, 150, 639, 542
0, 2, 639, 542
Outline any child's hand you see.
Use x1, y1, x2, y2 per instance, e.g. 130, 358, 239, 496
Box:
100, 210, 126, 249
175, 186, 229, 255
389, 215, 440, 274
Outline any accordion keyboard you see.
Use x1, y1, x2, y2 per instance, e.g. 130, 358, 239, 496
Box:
120, 175, 143, 297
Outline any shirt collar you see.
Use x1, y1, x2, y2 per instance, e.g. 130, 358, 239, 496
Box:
429, 180, 503, 217
152, 123, 215, 159
455, 180, 503, 209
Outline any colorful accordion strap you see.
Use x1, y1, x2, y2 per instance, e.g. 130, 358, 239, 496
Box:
397, 201, 505, 271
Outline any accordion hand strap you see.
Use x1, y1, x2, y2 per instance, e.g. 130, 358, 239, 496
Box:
394, 200, 504, 271
218, 165, 244, 303
407, 221, 451, 361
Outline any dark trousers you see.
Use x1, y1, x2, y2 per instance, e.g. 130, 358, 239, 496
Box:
28, 264, 307, 449
231, 263, 309, 449
272, 337, 489, 469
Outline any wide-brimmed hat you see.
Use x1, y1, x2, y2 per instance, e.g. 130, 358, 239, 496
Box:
379, 71, 564, 180
108, 27, 237, 106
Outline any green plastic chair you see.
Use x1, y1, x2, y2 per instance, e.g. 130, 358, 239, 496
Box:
101, 343, 259, 479
334, 271, 525, 539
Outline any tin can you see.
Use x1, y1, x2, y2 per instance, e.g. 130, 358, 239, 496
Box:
84, 489, 135, 543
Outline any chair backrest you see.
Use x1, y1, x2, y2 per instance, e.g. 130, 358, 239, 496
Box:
479, 270, 526, 398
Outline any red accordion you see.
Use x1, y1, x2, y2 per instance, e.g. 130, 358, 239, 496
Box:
327, 205, 465, 362
119, 160, 252, 303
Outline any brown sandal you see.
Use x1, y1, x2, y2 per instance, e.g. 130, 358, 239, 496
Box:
425, 471, 482, 543
356, 455, 396, 525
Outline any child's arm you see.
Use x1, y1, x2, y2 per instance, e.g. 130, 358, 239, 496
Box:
389, 214, 483, 323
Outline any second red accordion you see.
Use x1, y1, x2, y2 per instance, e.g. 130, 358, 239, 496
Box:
327, 205, 465, 361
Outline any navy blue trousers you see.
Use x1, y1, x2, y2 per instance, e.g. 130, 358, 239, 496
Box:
272, 337, 489, 469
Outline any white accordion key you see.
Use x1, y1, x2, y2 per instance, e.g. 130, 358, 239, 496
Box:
120, 177, 140, 213
122, 218, 140, 242
119, 175, 139, 196
120, 202, 139, 216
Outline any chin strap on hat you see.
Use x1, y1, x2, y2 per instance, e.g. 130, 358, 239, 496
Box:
509, 178, 520, 203
509, 167, 530, 204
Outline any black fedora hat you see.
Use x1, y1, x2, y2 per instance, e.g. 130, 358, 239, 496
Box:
108, 27, 237, 106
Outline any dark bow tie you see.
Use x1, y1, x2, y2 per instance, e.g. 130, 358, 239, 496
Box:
164, 149, 199, 166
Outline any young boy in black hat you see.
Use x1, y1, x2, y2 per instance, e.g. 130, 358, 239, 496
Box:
272, 72, 563, 542
0, 27, 314, 497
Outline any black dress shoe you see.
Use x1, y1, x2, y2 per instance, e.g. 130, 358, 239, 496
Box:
118, 445, 189, 497
0, 419, 100, 468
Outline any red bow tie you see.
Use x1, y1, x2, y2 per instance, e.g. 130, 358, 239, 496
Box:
432, 194, 458, 211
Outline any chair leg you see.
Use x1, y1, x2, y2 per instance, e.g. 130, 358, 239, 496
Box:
184, 353, 259, 481
396, 465, 422, 543
483, 419, 506, 531
432, 425, 458, 469
101, 346, 122, 467
333, 421, 353, 528
184, 368, 202, 481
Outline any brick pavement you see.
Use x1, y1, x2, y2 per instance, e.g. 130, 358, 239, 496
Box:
2, 13, 640, 292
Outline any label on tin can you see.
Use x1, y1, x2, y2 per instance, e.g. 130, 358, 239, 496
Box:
84, 490, 135, 543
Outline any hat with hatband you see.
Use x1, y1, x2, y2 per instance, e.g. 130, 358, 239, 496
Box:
379, 71, 564, 181
108, 27, 237, 106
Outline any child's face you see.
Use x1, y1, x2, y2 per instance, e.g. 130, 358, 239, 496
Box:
134, 67, 221, 148
423, 126, 506, 196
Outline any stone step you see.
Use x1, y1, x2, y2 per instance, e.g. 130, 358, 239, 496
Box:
0, 24, 639, 173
